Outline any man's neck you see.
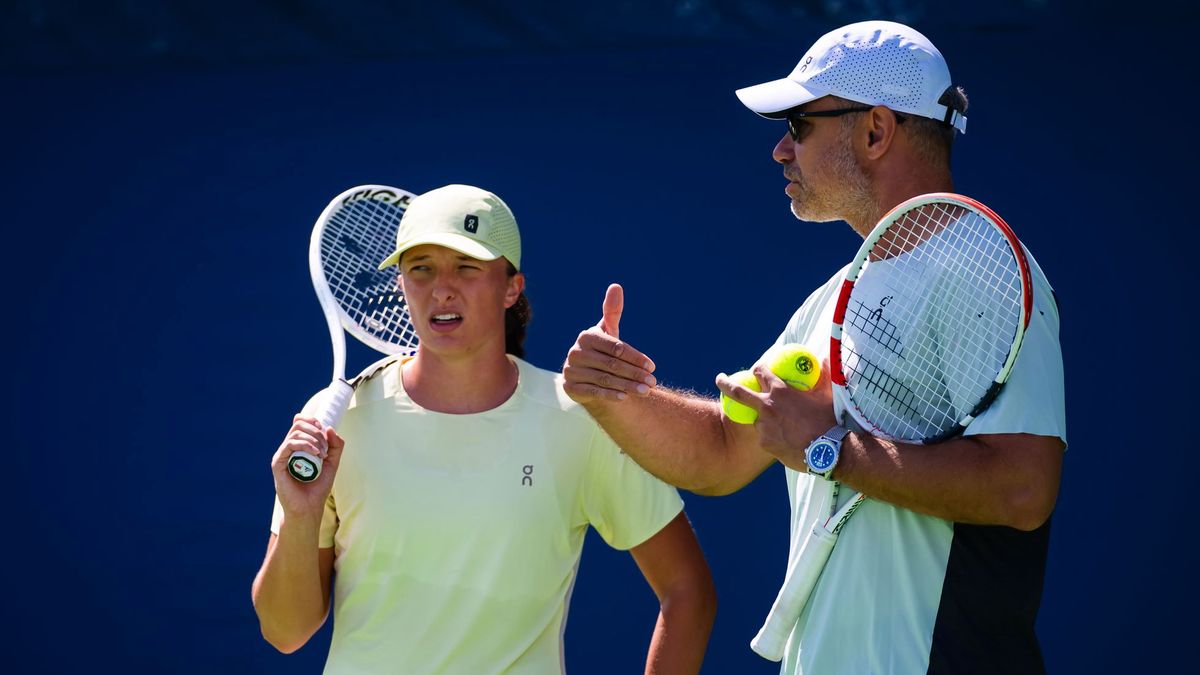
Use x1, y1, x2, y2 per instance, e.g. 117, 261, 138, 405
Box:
853, 167, 955, 237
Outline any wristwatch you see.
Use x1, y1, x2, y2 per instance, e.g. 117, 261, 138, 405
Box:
805, 425, 850, 480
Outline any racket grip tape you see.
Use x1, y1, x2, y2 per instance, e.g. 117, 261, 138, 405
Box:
750, 526, 837, 661
287, 379, 354, 483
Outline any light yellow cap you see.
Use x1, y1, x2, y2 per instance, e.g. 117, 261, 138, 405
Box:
377, 184, 521, 271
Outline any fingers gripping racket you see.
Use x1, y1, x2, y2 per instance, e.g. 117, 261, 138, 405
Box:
286, 185, 421, 482
751, 193, 1033, 660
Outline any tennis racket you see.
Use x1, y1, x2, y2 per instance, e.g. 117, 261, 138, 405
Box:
750, 192, 1033, 660
286, 185, 421, 483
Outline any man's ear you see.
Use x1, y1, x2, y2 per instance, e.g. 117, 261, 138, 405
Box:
862, 106, 900, 160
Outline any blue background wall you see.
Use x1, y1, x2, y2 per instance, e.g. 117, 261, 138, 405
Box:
6, 1, 1196, 672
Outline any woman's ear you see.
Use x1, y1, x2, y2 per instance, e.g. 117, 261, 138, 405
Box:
505, 272, 526, 308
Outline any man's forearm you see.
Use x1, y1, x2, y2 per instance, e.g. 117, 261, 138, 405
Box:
585, 387, 770, 495
835, 431, 1064, 530
252, 518, 331, 652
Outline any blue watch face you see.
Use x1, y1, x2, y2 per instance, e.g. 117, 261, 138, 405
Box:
809, 441, 836, 472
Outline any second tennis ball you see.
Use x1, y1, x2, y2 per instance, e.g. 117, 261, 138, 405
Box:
721, 370, 762, 424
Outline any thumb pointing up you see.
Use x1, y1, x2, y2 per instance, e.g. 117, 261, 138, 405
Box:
599, 283, 624, 339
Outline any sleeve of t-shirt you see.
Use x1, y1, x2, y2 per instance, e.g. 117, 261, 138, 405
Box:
580, 427, 684, 551
963, 251, 1067, 445
269, 492, 339, 549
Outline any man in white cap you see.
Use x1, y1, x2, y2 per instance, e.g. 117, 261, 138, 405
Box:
563, 21, 1065, 674
254, 185, 717, 673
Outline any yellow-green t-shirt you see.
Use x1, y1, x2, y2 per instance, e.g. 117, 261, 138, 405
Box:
271, 356, 683, 674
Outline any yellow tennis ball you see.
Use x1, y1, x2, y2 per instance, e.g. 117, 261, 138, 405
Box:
764, 343, 820, 391
720, 369, 761, 424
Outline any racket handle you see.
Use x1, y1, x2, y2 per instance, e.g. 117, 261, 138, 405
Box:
750, 526, 837, 661
287, 379, 354, 483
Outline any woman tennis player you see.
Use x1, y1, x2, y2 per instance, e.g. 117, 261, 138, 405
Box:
252, 184, 715, 674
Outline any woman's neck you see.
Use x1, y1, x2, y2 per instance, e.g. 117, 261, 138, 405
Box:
401, 346, 519, 414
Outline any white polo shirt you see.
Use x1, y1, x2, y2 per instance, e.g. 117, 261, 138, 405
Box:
768, 249, 1066, 674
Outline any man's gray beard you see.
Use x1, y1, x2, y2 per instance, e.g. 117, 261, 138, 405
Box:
790, 128, 874, 230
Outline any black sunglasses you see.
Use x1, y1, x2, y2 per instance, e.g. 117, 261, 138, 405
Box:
785, 106, 907, 141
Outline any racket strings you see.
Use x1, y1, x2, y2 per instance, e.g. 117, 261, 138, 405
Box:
840, 344, 924, 422
842, 299, 926, 423
320, 200, 418, 349
845, 299, 904, 356
845, 202, 1023, 442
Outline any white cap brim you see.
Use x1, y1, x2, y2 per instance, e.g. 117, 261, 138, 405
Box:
378, 232, 503, 270
735, 78, 829, 119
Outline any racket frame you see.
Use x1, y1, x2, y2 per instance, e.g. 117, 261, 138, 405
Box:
830, 192, 1033, 444
287, 185, 419, 482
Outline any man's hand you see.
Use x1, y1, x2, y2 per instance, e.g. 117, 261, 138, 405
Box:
271, 416, 345, 518
714, 359, 837, 472
563, 283, 658, 405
